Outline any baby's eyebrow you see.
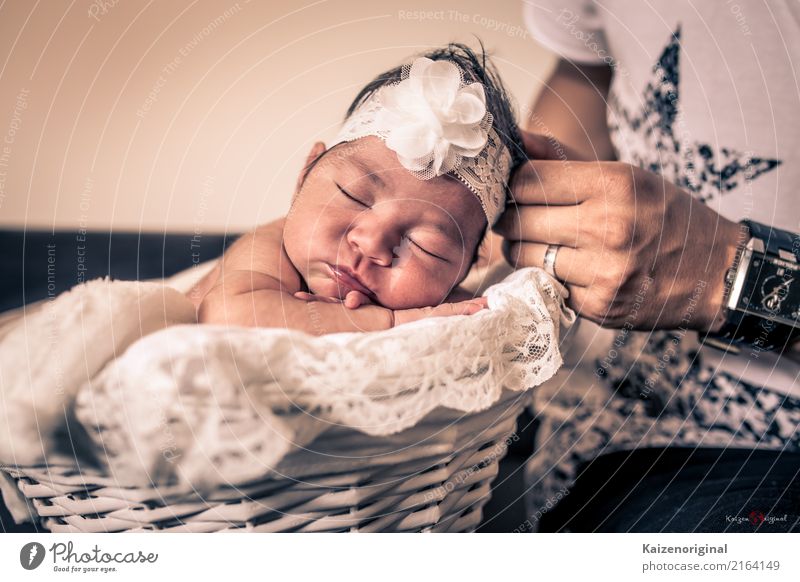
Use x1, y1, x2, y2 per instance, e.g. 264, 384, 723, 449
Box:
429, 221, 461, 244
345, 157, 386, 190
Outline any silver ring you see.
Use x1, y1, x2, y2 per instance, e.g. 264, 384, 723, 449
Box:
543, 244, 559, 277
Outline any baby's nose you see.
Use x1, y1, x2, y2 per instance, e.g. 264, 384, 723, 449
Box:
347, 215, 399, 267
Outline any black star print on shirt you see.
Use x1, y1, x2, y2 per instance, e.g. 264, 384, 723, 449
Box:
608, 26, 781, 204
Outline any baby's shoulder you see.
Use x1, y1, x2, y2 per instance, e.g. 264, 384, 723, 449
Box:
226, 217, 302, 293
253, 216, 286, 245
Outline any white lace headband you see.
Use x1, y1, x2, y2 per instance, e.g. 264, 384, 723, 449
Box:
335, 57, 513, 226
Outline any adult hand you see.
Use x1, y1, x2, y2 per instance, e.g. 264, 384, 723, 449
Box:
495, 154, 747, 332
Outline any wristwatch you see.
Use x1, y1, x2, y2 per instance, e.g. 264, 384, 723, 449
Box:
704, 219, 800, 353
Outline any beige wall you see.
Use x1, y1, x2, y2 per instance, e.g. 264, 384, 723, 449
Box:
0, 0, 556, 233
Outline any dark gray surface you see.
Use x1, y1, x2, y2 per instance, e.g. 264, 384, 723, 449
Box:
539, 447, 800, 532
0, 229, 233, 312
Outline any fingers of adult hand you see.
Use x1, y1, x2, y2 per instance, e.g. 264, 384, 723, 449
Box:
520, 129, 589, 161
520, 131, 555, 160
503, 241, 594, 287
563, 285, 608, 325
509, 160, 594, 206
493, 204, 582, 247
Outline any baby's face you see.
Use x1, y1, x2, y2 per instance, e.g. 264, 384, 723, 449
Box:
283, 137, 486, 310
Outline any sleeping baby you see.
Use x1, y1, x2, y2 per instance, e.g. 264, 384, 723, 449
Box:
189, 44, 526, 334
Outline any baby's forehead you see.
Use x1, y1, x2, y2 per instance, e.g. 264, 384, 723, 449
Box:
326, 142, 385, 182
327, 139, 465, 196
326, 139, 398, 175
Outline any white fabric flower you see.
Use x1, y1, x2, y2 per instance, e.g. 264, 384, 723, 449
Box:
376, 57, 489, 176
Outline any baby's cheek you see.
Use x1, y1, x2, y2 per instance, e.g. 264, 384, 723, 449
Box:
382, 263, 458, 309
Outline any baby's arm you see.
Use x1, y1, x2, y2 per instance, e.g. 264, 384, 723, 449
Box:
189, 218, 485, 335
190, 218, 394, 333
199, 272, 396, 333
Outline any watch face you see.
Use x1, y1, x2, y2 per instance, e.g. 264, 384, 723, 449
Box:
738, 254, 800, 326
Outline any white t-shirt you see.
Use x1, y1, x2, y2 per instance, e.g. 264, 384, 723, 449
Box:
524, 0, 797, 231
524, 0, 800, 387
521, 0, 800, 518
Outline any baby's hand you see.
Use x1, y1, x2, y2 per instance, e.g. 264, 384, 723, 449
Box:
293, 291, 342, 304
342, 290, 374, 309
294, 290, 373, 309
392, 297, 488, 327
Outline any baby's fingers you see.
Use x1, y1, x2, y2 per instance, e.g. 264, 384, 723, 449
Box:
293, 291, 342, 303
343, 290, 372, 309
456, 297, 489, 314
391, 297, 488, 327
433, 297, 489, 317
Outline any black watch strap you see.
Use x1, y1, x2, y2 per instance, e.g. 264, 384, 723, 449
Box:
705, 220, 800, 352
743, 219, 800, 262
710, 305, 799, 352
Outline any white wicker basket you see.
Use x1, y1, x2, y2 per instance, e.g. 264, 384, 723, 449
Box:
3, 390, 525, 532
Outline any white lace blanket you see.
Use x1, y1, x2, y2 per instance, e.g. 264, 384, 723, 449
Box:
0, 264, 573, 518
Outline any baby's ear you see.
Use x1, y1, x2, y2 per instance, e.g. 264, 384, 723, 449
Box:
295, 141, 327, 193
